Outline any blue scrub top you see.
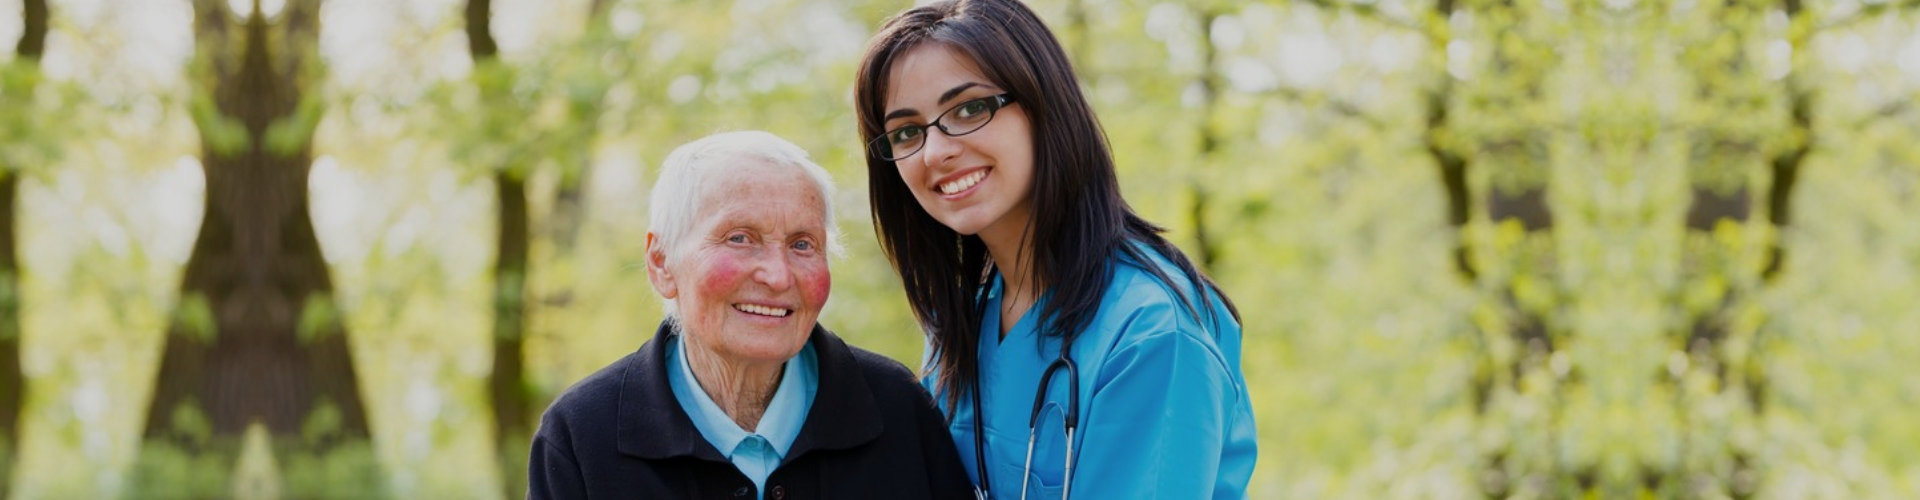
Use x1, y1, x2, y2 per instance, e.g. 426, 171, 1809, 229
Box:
925, 245, 1258, 499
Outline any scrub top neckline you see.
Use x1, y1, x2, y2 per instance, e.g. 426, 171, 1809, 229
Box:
982, 273, 1049, 349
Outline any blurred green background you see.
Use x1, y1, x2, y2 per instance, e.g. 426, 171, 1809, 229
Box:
1, 0, 1917, 498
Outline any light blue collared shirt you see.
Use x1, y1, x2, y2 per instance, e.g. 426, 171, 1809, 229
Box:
667, 334, 818, 500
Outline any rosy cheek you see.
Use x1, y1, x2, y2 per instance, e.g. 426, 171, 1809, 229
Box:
694, 254, 751, 299
798, 260, 832, 308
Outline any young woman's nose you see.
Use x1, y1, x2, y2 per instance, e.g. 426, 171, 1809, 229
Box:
918, 127, 964, 170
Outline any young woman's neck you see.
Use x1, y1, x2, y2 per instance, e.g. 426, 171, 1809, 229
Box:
683, 337, 784, 431
980, 220, 1040, 338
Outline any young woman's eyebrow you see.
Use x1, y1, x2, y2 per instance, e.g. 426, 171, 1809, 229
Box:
883, 82, 984, 121
936, 82, 982, 105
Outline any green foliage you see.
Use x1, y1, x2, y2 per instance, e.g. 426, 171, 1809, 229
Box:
132, 405, 386, 499
169, 401, 215, 448
0, 59, 81, 177
0, 269, 18, 341
130, 438, 233, 499
172, 293, 218, 343
130, 433, 386, 500
188, 90, 251, 156
296, 293, 342, 344
300, 399, 344, 448
279, 439, 384, 499
265, 91, 328, 156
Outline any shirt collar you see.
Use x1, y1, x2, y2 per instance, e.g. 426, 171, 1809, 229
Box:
618, 320, 882, 461
668, 333, 818, 460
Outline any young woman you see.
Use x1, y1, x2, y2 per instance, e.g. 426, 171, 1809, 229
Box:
854, 0, 1257, 498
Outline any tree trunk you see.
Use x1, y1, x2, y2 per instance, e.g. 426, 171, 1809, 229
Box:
1189, 7, 1221, 273
1, 0, 50, 491
0, 175, 21, 494
466, 1, 534, 497
490, 171, 532, 500
548, 168, 589, 254
140, 0, 374, 494
1763, 88, 1810, 281
1426, 86, 1474, 279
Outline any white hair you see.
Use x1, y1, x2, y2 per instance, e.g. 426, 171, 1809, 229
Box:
648, 130, 840, 317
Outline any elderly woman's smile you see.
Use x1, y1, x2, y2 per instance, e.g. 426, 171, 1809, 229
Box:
733, 303, 790, 317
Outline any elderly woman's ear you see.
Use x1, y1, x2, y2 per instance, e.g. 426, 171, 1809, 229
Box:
644, 231, 678, 300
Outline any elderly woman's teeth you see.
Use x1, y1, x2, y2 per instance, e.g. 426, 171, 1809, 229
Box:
939, 170, 986, 194
734, 303, 791, 317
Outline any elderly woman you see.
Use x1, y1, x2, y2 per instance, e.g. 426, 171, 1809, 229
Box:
529, 131, 971, 499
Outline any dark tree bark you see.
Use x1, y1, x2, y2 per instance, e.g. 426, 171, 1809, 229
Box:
467, 1, 534, 497
141, 0, 371, 490
1425, 87, 1474, 278
1190, 7, 1222, 273
1762, 88, 1811, 281
1, 0, 50, 491
489, 172, 532, 500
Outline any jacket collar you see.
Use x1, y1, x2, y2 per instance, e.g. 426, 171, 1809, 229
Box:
617, 320, 884, 461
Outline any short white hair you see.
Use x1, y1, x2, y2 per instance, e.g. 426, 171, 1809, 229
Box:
648, 130, 839, 316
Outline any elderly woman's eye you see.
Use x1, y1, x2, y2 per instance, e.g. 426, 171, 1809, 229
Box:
792, 239, 814, 252
727, 234, 750, 244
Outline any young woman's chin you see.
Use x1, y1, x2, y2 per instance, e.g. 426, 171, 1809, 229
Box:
930, 207, 1006, 237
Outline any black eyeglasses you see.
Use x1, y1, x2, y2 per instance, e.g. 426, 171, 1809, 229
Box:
868, 93, 1017, 161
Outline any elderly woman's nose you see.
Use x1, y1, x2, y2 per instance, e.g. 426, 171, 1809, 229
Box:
751, 249, 796, 290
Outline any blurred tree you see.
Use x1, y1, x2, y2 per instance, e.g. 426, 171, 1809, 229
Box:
463, 2, 539, 497
135, 0, 379, 495
458, 0, 638, 494
0, 0, 49, 491
1134, 0, 1920, 496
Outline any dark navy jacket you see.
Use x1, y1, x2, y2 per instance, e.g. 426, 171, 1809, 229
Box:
528, 321, 972, 499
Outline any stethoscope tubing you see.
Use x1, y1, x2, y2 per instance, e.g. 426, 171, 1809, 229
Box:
977, 352, 1081, 500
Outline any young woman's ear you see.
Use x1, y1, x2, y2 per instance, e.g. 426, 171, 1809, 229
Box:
644, 232, 678, 299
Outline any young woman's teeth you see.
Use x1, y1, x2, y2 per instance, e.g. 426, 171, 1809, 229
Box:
939, 170, 987, 195
734, 304, 790, 317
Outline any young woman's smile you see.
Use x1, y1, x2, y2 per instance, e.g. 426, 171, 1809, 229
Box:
933, 166, 991, 199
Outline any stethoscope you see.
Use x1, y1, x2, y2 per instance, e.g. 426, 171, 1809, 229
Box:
972, 349, 1080, 500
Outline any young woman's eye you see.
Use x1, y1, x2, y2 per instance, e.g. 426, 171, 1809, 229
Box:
888, 126, 924, 144
955, 100, 989, 119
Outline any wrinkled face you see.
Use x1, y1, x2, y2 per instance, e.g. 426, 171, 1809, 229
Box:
882, 43, 1036, 242
647, 158, 831, 365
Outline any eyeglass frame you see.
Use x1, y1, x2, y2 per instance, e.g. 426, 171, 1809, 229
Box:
867, 93, 1018, 161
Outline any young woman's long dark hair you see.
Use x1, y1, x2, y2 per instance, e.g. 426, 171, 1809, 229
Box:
854, 0, 1240, 410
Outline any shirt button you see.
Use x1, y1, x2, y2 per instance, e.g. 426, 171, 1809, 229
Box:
771, 485, 787, 499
